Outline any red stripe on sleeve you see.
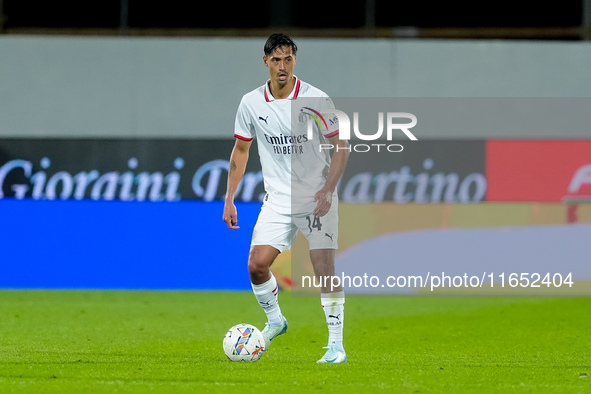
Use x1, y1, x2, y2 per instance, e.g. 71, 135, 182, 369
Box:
234, 134, 254, 141
324, 130, 339, 138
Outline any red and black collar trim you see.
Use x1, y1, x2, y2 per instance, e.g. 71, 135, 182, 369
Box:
264, 86, 270, 102
264, 77, 300, 102
292, 78, 301, 99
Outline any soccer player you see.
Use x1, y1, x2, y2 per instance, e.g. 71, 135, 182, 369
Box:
223, 33, 349, 363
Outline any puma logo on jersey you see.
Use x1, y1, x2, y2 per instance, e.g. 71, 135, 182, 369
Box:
324, 233, 334, 241
258, 116, 269, 124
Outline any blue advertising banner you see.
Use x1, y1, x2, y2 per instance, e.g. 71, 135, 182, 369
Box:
0, 199, 260, 289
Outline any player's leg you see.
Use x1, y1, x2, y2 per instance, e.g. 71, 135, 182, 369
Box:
248, 244, 280, 285
249, 245, 283, 325
249, 245, 289, 348
310, 250, 345, 340
296, 203, 346, 363
310, 249, 347, 363
249, 207, 296, 348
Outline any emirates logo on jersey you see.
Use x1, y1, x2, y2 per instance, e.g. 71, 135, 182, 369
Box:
263, 133, 309, 155
263, 133, 308, 145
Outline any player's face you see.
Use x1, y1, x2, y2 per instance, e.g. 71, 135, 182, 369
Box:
263, 46, 297, 86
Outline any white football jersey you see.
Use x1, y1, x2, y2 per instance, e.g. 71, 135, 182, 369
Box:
234, 76, 339, 215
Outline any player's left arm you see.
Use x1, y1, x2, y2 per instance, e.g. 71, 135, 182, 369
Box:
313, 135, 349, 217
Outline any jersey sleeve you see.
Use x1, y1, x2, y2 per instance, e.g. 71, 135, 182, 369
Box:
234, 97, 255, 141
301, 95, 339, 139
320, 96, 339, 138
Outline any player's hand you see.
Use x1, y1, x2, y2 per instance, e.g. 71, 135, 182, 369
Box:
223, 201, 240, 229
313, 188, 333, 217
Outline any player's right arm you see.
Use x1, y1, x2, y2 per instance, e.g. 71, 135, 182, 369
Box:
223, 138, 252, 229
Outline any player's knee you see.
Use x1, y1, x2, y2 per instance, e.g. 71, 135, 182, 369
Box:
311, 252, 335, 278
248, 256, 270, 281
248, 261, 268, 282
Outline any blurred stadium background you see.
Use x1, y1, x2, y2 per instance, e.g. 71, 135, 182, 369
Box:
1, 0, 590, 292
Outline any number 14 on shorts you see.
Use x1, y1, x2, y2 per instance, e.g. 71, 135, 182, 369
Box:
306, 215, 322, 233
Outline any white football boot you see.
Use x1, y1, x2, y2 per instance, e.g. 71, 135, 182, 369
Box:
261, 316, 288, 349
317, 344, 347, 363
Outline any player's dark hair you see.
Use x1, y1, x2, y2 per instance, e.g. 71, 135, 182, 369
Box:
264, 33, 298, 56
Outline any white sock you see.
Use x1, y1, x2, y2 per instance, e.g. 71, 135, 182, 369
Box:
321, 291, 345, 347
251, 273, 283, 325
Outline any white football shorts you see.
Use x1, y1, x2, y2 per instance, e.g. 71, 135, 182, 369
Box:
251, 201, 339, 253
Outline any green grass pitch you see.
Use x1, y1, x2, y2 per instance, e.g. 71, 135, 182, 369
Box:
1, 291, 590, 393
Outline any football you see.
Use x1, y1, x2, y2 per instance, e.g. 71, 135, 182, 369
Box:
222, 323, 266, 362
